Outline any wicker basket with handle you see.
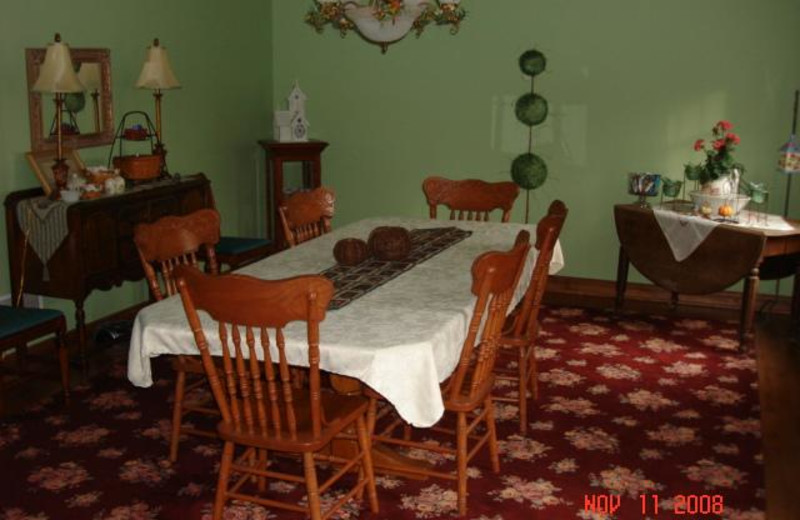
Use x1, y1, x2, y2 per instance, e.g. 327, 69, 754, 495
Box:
113, 154, 162, 181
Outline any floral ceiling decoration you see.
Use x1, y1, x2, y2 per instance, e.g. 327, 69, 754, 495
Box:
306, 0, 466, 53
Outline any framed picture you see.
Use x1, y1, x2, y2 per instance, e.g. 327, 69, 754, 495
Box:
25, 148, 86, 196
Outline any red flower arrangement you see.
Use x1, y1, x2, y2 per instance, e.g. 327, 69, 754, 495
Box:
685, 121, 745, 184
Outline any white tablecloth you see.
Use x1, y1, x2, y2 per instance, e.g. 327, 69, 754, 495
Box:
127, 216, 564, 427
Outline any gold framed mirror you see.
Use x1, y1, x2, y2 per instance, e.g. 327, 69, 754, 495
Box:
25, 47, 113, 152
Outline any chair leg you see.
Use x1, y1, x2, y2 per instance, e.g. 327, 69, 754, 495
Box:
518, 346, 528, 435
456, 412, 468, 517
213, 441, 234, 520
367, 396, 378, 436
56, 325, 70, 405
169, 369, 187, 462
257, 449, 268, 492
356, 415, 379, 513
485, 397, 500, 473
0, 360, 5, 417
529, 346, 539, 400
303, 451, 323, 520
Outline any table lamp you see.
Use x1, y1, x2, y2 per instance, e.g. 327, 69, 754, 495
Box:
136, 38, 180, 175
77, 62, 102, 133
32, 33, 84, 198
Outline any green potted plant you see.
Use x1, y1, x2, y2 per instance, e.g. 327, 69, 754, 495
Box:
684, 120, 745, 195
685, 121, 750, 217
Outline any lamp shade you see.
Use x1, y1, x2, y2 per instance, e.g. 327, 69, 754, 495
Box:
32, 36, 84, 94
135, 39, 180, 90
77, 63, 102, 92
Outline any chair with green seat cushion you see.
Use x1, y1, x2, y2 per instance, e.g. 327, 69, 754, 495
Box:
0, 305, 69, 416
214, 236, 272, 271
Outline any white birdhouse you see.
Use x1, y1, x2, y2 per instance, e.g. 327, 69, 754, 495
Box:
273, 81, 311, 142
288, 81, 307, 117
290, 113, 309, 142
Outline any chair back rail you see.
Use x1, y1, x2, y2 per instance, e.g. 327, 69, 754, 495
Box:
444, 231, 530, 404
422, 176, 520, 222
175, 265, 334, 439
278, 187, 336, 247
133, 208, 221, 300
509, 200, 568, 339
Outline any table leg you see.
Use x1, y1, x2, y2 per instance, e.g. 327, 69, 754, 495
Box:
740, 267, 760, 347
791, 264, 800, 337
329, 374, 430, 480
615, 246, 629, 311
75, 299, 88, 376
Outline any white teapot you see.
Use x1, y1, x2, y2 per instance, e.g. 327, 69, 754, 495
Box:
104, 176, 126, 195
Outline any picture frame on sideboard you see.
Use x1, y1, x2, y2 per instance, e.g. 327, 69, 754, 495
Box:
25, 149, 86, 197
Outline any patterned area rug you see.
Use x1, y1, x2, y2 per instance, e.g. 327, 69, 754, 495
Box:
0, 307, 764, 520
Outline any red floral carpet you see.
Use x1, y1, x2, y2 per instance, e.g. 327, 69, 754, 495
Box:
0, 307, 764, 520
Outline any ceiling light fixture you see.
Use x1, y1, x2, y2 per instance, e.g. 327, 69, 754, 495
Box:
306, 0, 466, 53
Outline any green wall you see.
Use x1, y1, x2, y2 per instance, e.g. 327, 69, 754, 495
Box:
0, 0, 273, 323
2, 1, 799, 326
272, 0, 800, 282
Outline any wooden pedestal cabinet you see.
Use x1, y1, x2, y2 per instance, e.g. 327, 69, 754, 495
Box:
258, 139, 328, 249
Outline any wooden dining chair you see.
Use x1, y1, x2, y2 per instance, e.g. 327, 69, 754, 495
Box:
133, 208, 221, 462
367, 231, 530, 516
174, 265, 379, 520
422, 176, 520, 222
278, 186, 336, 247
495, 200, 568, 434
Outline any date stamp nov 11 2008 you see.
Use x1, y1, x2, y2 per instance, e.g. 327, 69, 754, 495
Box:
584, 494, 725, 516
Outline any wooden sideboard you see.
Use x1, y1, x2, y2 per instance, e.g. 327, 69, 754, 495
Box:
5, 174, 215, 364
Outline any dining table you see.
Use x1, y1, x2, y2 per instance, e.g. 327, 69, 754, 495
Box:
127, 216, 565, 429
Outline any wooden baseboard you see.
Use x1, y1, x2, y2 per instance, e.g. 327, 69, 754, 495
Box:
545, 275, 792, 314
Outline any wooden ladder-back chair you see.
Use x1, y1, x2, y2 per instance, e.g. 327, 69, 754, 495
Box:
133, 208, 221, 462
367, 231, 530, 516
422, 176, 520, 222
278, 186, 336, 247
495, 200, 568, 434
174, 266, 379, 520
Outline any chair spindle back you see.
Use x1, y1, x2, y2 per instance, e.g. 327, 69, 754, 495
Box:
445, 231, 530, 403
278, 187, 336, 247
509, 200, 568, 340
423, 176, 520, 223
175, 265, 334, 440
134, 209, 221, 300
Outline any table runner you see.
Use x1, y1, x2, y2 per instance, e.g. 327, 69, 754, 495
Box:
16, 198, 69, 281
322, 227, 471, 309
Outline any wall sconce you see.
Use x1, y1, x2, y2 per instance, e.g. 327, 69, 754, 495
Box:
31, 33, 84, 199
136, 38, 180, 174
306, 0, 466, 53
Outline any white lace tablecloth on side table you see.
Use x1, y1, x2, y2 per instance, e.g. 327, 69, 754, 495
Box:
127, 216, 564, 428
653, 207, 795, 262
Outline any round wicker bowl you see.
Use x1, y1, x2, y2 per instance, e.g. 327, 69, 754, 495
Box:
333, 238, 370, 266
368, 226, 412, 261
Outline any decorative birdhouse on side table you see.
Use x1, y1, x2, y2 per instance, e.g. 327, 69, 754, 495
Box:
273, 81, 310, 142
778, 134, 800, 174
